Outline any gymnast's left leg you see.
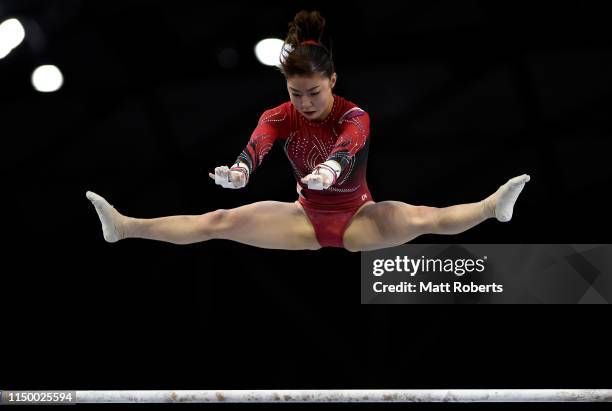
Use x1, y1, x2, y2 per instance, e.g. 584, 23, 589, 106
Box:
343, 174, 530, 252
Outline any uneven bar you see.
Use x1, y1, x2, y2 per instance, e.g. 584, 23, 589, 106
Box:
76, 389, 612, 403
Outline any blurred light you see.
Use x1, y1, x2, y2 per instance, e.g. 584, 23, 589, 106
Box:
0, 18, 26, 59
254, 38, 284, 66
31, 65, 64, 92
0, 44, 11, 59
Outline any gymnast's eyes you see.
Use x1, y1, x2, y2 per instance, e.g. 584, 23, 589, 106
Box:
291, 92, 320, 97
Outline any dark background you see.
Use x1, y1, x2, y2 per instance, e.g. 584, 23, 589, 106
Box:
1, 0, 610, 402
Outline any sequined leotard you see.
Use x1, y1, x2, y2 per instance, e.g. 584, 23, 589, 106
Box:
234, 95, 373, 247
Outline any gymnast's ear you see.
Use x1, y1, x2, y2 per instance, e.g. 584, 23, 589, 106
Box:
330, 72, 337, 89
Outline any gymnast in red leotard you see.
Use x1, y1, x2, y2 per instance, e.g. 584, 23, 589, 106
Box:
235, 94, 373, 247
86, 10, 531, 252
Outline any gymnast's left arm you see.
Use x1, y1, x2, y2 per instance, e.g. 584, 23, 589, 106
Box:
301, 109, 370, 190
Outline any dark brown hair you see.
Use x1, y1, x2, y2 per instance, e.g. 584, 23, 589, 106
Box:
280, 10, 335, 79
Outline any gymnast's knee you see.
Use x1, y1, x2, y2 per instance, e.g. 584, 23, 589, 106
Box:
409, 205, 441, 236
197, 209, 229, 239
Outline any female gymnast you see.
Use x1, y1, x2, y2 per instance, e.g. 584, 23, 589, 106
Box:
86, 10, 530, 252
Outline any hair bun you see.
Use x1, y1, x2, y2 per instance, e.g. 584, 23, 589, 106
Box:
286, 10, 326, 47
281, 10, 334, 79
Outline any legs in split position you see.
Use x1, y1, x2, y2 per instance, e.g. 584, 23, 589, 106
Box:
87, 174, 530, 252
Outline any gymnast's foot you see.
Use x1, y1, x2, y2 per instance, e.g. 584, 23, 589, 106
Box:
484, 174, 531, 222
86, 191, 127, 242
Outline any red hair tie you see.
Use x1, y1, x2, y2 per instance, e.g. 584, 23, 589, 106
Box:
301, 40, 321, 46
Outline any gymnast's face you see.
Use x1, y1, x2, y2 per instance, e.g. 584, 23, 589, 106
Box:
287, 72, 337, 121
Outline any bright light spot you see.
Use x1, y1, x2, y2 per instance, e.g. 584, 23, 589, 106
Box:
31, 65, 64, 92
0, 18, 25, 59
254, 38, 284, 66
0, 44, 12, 59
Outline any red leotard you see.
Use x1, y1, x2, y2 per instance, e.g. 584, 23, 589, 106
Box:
235, 95, 373, 248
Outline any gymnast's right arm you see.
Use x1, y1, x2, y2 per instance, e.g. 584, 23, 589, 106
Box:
209, 108, 283, 189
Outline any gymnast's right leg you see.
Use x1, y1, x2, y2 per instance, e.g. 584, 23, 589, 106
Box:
85, 191, 321, 250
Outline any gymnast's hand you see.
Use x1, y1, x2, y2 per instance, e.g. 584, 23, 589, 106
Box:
209, 164, 249, 189
301, 161, 340, 190
301, 172, 329, 190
